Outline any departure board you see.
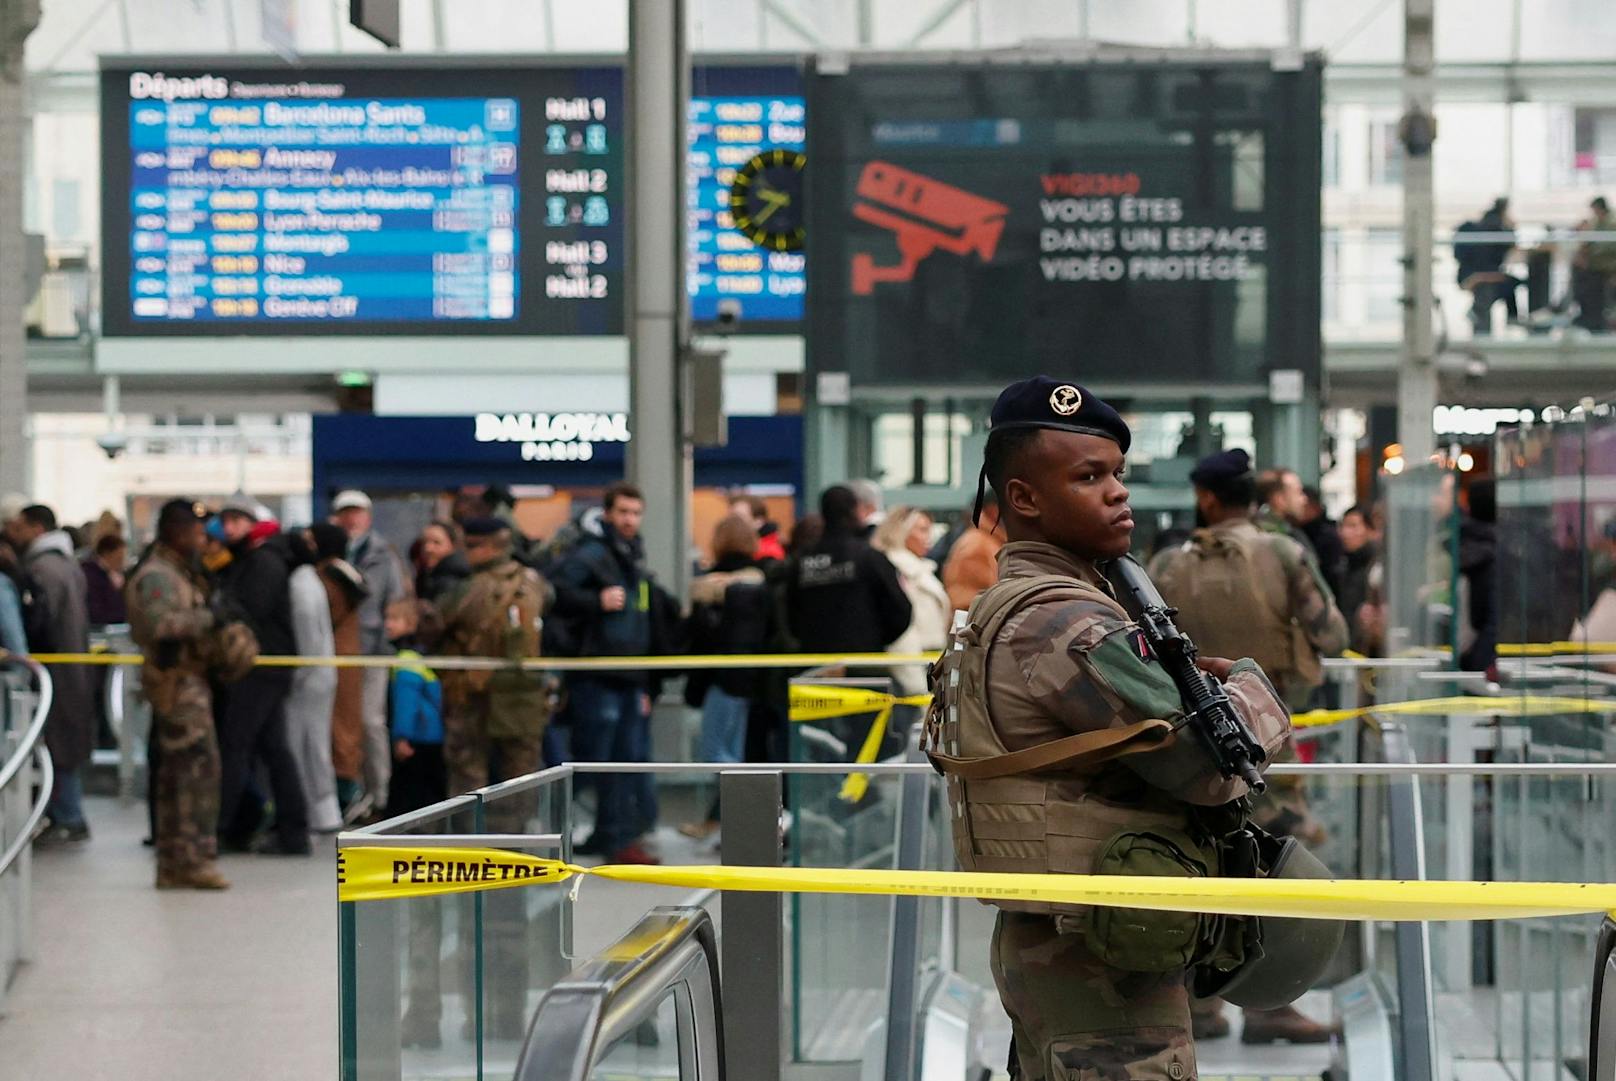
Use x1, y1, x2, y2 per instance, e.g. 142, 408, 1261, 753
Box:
687, 66, 806, 327
101, 63, 623, 336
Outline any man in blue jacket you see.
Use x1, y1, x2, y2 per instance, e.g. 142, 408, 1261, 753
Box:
550, 482, 665, 864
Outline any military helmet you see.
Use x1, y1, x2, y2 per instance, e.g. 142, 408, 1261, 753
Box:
1201, 838, 1347, 1010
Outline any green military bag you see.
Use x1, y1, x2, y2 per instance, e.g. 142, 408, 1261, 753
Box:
480, 565, 550, 742
1081, 826, 1219, 972
485, 666, 549, 741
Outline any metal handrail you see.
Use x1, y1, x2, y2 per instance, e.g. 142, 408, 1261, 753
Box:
0, 655, 55, 877
514, 905, 724, 1081
1381, 722, 1439, 1081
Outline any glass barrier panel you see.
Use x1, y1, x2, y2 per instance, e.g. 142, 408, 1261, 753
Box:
786, 675, 906, 1068
340, 799, 480, 1081
477, 771, 574, 1076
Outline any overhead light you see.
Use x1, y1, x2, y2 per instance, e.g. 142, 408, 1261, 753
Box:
1384, 455, 1406, 475
336, 370, 372, 388
1457, 452, 1475, 472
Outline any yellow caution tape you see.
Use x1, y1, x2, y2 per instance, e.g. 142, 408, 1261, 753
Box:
785, 681, 1616, 737
1498, 641, 1616, 657
22, 643, 1616, 671
15, 650, 940, 671
337, 845, 1616, 921
786, 684, 929, 802
1290, 693, 1616, 728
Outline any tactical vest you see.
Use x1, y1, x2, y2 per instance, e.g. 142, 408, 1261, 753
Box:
1152, 527, 1307, 691
445, 561, 544, 695
923, 573, 1192, 917
126, 552, 210, 715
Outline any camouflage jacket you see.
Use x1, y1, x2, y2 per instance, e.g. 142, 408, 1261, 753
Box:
1147, 519, 1348, 705
978, 541, 1291, 809
125, 543, 215, 711
436, 555, 549, 704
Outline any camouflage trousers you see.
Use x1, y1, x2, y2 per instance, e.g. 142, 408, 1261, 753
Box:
153, 675, 220, 878
991, 910, 1197, 1081
405, 702, 545, 1030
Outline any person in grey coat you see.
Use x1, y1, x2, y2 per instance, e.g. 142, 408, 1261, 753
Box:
331, 490, 413, 816
5, 504, 95, 844
285, 529, 343, 832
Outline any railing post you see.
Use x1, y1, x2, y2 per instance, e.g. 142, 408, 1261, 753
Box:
1383, 723, 1438, 1081
882, 751, 930, 1081
720, 769, 782, 1081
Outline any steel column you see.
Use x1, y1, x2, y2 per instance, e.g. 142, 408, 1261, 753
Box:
1397, 0, 1438, 462
0, 30, 29, 494
626, 0, 692, 595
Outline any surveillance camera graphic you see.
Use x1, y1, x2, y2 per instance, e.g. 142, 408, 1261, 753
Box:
850, 162, 1009, 295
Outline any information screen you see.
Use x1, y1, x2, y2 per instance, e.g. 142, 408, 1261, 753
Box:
806, 61, 1322, 387
101, 63, 622, 336
687, 66, 806, 327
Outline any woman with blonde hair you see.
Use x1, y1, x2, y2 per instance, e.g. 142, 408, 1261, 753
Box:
872, 506, 952, 695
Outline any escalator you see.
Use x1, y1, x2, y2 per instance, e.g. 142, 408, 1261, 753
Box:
517, 906, 723, 1081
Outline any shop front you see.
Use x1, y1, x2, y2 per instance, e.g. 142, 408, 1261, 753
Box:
312, 413, 803, 557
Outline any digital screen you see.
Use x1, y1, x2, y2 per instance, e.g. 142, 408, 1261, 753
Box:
687, 66, 806, 326
101, 63, 622, 336
807, 62, 1322, 386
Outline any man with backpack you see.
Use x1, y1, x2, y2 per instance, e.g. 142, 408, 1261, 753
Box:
1147, 449, 1349, 1045
432, 515, 551, 1041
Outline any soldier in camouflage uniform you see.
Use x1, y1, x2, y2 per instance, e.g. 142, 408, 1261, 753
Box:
415, 517, 551, 1043
126, 499, 229, 891
925, 379, 1293, 1081
1147, 449, 1349, 1044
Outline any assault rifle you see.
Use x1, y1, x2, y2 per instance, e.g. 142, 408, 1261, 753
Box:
1112, 556, 1268, 793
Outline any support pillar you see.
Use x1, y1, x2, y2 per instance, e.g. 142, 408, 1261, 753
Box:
626, 0, 691, 595
1398, 0, 1438, 463
0, 22, 32, 495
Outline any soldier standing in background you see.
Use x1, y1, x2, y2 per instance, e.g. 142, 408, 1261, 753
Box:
126, 499, 228, 891
1148, 449, 1349, 1044
431, 516, 551, 1040
926, 379, 1293, 1080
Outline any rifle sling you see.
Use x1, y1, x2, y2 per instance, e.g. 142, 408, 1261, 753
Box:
927, 717, 1173, 781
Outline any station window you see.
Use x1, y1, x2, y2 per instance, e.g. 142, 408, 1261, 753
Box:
871, 409, 974, 490
1369, 117, 1405, 187
1365, 228, 1404, 325
1573, 107, 1616, 185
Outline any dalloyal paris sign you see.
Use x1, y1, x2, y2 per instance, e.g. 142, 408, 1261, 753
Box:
474, 412, 631, 462
807, 56, 1322, 391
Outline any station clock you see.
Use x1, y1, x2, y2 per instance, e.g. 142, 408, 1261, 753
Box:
728, 148, 807, 252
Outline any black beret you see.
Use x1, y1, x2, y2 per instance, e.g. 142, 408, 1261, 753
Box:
1190, 448, 1254, 487
460, 516, 509, 538
986, 376, 1130, 453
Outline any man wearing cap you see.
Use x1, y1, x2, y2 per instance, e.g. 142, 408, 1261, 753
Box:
1150, 450, 1348, 715
332, 489, 414, 819
125, 499, 229, 889
214, 496, 310, 855
923, 377, 1293, 1080
429, 516, 551, 1040
1147, 448, 1348, 1045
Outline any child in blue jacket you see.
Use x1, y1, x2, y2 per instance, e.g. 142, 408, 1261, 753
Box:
384, 601, 446, 817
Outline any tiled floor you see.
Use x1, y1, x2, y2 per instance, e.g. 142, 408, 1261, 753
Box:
0, 796, 337, 1081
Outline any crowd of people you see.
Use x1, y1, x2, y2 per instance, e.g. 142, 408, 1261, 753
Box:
0, 456, 1499, 892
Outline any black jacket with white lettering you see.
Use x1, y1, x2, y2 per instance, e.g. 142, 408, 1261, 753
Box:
785, 527, 912, 654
